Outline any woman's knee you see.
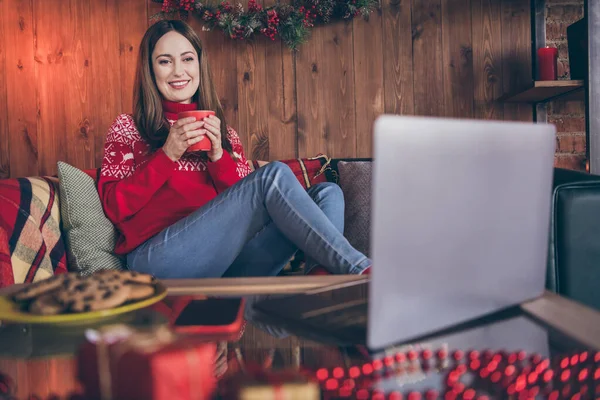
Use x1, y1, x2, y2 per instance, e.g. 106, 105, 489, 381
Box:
308, 182, 344, 203
259, 161, 295, 180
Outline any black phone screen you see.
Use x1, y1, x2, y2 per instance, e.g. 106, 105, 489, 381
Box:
173, 298, 243, 326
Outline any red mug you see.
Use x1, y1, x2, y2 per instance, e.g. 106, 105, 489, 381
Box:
177, 110, 216, 152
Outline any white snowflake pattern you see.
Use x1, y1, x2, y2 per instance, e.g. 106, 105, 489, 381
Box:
102, 114, 250, 177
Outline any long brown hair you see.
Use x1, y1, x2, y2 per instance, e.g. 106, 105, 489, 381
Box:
133, 20, 232, 154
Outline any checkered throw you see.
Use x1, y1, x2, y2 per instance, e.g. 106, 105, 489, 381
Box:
0, 176, 68, 288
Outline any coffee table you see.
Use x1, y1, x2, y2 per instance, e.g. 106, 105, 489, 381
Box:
0, 276, 598, 399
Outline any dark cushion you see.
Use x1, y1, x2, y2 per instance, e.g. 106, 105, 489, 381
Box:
337, 161, 372, 257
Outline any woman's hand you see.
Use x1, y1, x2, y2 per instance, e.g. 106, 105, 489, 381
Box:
203, 115, 224, 162
162, 117, 206, 161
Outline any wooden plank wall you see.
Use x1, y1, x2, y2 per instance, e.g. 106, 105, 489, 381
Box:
0, 0, 532, 179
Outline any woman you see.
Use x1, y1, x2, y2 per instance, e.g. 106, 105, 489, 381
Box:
98, 20, 371, 278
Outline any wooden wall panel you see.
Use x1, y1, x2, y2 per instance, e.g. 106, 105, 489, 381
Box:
442, 0, 474, 118
265, 0, 297, 161
297, 22, 357, 159
90, 0, 123, 167
34, 0, 69, 176
472, 0, 504, 120
0, 0, 10, 179
1, 0, 534, 177
117, 1, 147, 115
412, 0, 444, 116
353, 11, 384, 157
382, 0, 414, 116
64, 0, 94, 171
237, 9, 270, 161
238, 42, 270, 160
265, 43, 297, 161
4, 0, 38, 178
501, 0, 532, 122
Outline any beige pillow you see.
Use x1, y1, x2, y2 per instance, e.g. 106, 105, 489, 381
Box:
57, 162, 125, 275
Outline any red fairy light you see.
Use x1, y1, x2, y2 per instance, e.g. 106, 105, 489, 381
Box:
571, 354, 579, 366
372, 359, 384, 370
333, 367, 344, 379
453, 350, 464, 361
491, 371, 502, 383
372, 390, 385, 400
316, 368, 328, 380
422, 349, 433, 361
444, 391, 457, 400
407, 350, 418, 361
325, 378, 338, 390
407, 392, 421, 400
425, 389, 438, 400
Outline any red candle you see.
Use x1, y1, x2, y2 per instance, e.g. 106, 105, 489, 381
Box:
538, 47, 558, 80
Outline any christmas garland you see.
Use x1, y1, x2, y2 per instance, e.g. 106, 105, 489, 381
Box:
152, 0, 378, 49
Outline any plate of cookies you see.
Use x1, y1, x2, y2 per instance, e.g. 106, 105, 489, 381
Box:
0, 270, 168, 324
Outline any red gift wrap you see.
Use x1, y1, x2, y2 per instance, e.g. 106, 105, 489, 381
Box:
77, 325, 217, 400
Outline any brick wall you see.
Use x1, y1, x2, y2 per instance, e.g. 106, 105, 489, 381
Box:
545, 0, 587, 171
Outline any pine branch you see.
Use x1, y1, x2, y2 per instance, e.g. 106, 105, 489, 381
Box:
155, 0, 377, 50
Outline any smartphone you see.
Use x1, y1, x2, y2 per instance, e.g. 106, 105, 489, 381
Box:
169, 297, 246, 338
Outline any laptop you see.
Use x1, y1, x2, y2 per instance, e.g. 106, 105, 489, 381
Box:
254, 115, 557, 351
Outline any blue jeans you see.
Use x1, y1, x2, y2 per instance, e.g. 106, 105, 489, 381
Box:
127, 161, 371, 278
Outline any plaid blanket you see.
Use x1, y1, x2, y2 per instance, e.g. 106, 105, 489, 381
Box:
0, 176, 68, 288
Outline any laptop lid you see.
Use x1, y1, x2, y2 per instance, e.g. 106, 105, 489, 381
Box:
367, 116, 556, 350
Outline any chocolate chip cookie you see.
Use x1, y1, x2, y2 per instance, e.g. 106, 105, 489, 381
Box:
56, 276, 133, 313
127, 283, 156, 301
12, 273, 75, 302
95, 269, 155, 285
29, 292, 66, 315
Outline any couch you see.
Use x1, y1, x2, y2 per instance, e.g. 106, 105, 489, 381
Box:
1, 159, 600, 311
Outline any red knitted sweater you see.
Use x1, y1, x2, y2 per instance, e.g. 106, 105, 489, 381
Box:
98, 100, 252, 255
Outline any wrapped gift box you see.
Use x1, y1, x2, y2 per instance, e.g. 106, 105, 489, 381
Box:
219, 368, 320, 400
77, 325, 216, 400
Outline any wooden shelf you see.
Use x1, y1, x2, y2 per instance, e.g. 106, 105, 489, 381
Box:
498, 80, 585, 103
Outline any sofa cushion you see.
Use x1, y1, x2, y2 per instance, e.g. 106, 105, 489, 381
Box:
57, 161, 125, 276
337, 161, 372, 257
0, 176, 69, 288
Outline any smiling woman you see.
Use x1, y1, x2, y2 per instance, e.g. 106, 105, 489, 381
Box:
131, 20, 231, 158
96, 19, 371, 280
